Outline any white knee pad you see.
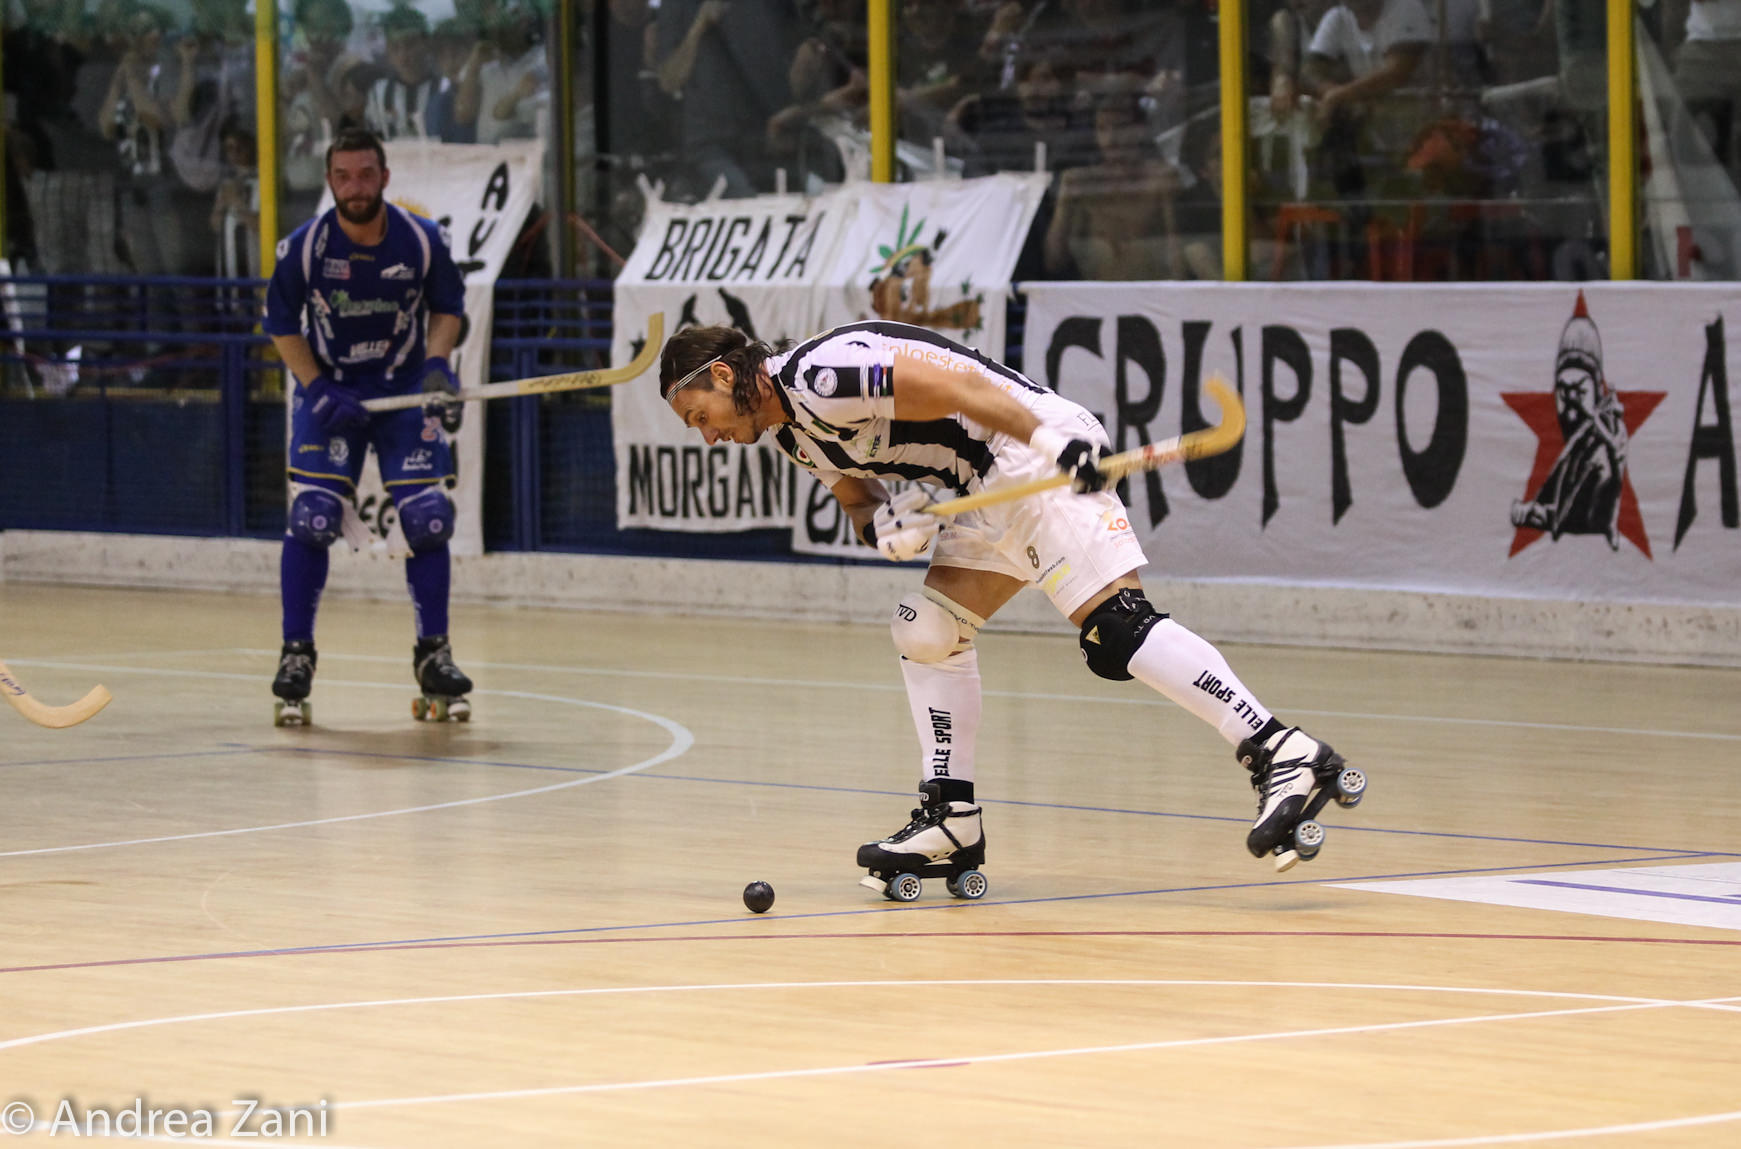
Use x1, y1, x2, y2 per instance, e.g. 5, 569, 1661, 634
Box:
891, 586, 985, 664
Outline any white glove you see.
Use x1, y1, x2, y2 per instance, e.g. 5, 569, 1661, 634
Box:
1029, 425, 1112, 493
871, 487, 941, 562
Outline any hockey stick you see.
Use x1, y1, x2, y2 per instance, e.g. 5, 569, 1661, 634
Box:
924, 375, 1246, 519
361, 312, 665, 413
0, 658, 112, 729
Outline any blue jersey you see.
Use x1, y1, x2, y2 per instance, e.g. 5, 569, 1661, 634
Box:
263, 204, 466, 395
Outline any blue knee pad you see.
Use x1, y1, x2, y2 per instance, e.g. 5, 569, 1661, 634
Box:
397, 486, 456, 553
288, 488, 346, 548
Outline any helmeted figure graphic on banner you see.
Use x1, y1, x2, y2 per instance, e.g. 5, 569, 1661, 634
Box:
1510, 293, 1630, 550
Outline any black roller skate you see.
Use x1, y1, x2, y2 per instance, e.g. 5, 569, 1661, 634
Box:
272, 640, 316, 727
1240, 725, 1366, 872
412, 635, 472, 722
857, 781, 988, 902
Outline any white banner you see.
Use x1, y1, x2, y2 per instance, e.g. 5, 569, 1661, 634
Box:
1022, 281, 1741, 606
300, 139, 542, 555
611, 176, 1045, 542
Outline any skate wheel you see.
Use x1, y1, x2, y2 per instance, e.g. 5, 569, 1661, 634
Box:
273, 701, 309, 727
449, 698, 471, 722
1335, 767, 1366, 808
884, 873, 923, 902
1294, 819, 1325, 861
411, 697, 429, 721
946, 870, 988, 900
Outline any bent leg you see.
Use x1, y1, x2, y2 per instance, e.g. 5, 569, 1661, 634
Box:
1070, 577, 1275, 746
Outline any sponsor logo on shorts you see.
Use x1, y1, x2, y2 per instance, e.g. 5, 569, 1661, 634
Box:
381, 262, 415, 280
323, 258, 351, 280
403, 448, 435, 472
296, 443, 325, 454
328, 437, 350, 466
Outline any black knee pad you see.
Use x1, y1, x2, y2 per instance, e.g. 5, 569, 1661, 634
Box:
1078, 589, 1168, 681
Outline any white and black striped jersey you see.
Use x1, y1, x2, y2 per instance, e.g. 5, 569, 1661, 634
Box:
765, 321, 1084, 495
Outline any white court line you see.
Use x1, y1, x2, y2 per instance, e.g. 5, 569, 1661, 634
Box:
0, 678, 692, 858
16, 653, 1741, 746
0, 980, 1736, 1131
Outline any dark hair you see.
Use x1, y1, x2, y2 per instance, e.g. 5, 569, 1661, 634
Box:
381, 3, 430, 40
659, 325, 778, 414
325, 126, 387, 172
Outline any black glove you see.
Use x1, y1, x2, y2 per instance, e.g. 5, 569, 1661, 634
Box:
1030, 426, 1111, 493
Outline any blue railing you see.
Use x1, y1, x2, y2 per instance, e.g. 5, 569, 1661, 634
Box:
0, 275, 1028, 554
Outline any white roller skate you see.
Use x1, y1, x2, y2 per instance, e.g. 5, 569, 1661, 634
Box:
1241, 726, 1366, 871
857, 781, 988, 902
412, 635, 472, 722
272, 640, 316, 727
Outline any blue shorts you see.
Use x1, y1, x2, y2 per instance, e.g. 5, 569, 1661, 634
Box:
287, 390, 454, 501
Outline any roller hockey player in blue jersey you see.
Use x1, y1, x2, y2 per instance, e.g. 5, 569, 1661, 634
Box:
262, 127, 474, 726
659, 321, 1367, 894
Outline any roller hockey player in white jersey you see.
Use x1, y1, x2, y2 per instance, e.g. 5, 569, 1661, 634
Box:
659, 321, 1366, 896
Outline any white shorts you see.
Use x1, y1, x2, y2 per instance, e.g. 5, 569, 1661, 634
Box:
930, 419, 1147, 618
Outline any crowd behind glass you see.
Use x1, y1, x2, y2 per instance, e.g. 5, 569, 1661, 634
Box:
3, 0, 1735, 285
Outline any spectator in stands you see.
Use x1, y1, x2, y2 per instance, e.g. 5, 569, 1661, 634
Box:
465, 0, 550, 145
209, 117, 258, 280
765, 5, 866, 186
430, 18, 480, 143
365, 5, 458, 141
1302, 0, 1433, 203
8, 0, 127, 279
952, 54, 1095, 176
895, 0, 989, 150
1043, 81, 1183, 279
655, 0, 797, 197
1675, 0, 1741, 174
102, 3, 185, 279
281, 0, 365, 214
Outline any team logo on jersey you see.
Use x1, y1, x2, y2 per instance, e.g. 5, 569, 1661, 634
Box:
421, 415, 442, 442
328, 437, 350, 466
1503, 292, 1664, 558
381, 262, 415, 281
811, 368, 839, 397
323, 258, 351, 280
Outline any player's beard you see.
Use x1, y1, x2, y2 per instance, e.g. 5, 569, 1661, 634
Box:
336, 191, 385, 226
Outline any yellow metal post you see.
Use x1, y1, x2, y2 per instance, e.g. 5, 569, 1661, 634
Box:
1607, 0, 1635, 278
1219, 0, 1248, 280
257, 0, 280, 276
557, 0, 576, 275
868, 0, 895, 182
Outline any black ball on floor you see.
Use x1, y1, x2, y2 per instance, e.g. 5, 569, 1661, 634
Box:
742, 881, 775, 914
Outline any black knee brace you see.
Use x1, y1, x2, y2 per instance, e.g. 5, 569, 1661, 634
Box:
1078, 589, 1169, 681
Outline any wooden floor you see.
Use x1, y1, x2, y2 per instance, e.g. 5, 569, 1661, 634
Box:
1, 582, 1738, 1147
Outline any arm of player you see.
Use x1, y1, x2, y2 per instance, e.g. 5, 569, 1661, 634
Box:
889, 350, 1109, 492
830, 475, 889, 546
271, 333, 325, 388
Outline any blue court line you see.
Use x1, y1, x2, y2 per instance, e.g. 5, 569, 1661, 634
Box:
1515, 879, 1741, 906
0, 747, 258, 771
5, 851, 1728, 975
19, 743, 1736, 863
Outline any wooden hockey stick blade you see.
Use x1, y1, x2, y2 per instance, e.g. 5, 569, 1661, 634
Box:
362, 312, 665, 412
0, 658, 113, 729
925, 376, 1246, 519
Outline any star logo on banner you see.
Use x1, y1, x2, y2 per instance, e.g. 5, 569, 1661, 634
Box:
1502, 292, 1664, 559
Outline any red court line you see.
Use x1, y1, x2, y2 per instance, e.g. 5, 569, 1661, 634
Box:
4, 929, 1739, 976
